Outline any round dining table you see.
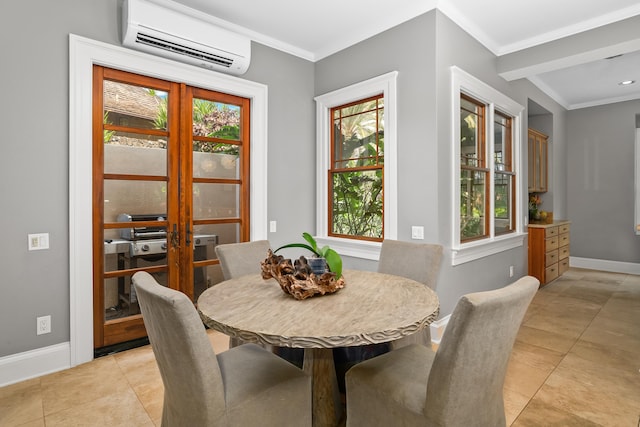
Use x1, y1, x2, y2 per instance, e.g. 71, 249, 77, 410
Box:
197, 269, 439, 427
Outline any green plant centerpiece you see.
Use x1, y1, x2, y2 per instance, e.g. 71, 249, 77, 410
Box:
260, 233, 345, 300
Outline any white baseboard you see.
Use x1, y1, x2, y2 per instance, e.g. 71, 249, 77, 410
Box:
569, 256, 640, 275
0, 342, 71, 387
430, 314, 451, 345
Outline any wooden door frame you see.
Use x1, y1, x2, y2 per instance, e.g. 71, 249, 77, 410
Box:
70, 35, 268, 366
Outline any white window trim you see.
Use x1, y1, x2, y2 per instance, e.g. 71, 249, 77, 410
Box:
69, 34, 268, 366
314, 72, 398, 260
451, 66, 526, 266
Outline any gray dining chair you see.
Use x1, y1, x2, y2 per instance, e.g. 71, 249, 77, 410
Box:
334, 239, 443, 392
215, 239, 271, 281
345, 275, 539, 427
377, 239, 443, 349
215, 240, 271, 349
133, 271, 312, 427
215, 240, 303, 366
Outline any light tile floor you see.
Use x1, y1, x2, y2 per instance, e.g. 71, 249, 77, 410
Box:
1, 268, 639, 426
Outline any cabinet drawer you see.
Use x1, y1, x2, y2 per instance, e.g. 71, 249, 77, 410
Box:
559, 223, 570, 234
559, 233, 570, 247
545, 226, 559, 238
545, 264, 559, 282
545, 249, 558, 267
559, 245, 570, 260
559, 258, 570, 275
546, 236, 559, 251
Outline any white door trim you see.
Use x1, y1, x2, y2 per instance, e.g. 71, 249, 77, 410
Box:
69, 34, 268, 366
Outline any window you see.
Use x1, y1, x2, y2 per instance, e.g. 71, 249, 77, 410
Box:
330, 95, 384, 241
452, 67, 524, 265
315, 72, 398, 259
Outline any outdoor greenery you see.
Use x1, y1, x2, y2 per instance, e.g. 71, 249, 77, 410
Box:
147, 90, 241, 155
103, 112, 115, 143
331, 100, 384, 239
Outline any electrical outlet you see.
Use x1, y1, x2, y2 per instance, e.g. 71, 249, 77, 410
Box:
28, 233, 49, 251
411, 226, 424, 240
509, 265, 514, 277
269, 221, 277, 233
37, 315, 51, 335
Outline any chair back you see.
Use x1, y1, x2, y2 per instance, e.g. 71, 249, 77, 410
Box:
133, 271, 225, 426
215, 240, 271, 280
425, 276, 539, 426
377, 239, 443, 289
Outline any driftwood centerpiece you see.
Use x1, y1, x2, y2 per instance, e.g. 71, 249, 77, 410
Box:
261, 249, 345, 300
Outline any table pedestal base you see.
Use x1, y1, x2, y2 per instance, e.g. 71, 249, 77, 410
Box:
303, 348, 343, 427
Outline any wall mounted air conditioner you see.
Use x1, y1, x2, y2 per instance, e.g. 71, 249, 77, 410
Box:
122, 0, 250, 75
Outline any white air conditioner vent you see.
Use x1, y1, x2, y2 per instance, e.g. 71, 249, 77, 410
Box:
135, 32, 234, 68
122, 0, 250, 75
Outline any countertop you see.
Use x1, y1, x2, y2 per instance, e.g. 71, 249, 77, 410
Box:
528, 219, 570, 229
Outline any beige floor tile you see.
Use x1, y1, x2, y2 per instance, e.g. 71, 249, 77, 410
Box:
580, 315, 640, 354
40, 355, 131, 416
504, 341, 561, 398
207, 329, 231, 353
569, 339, 638, 372
533, 360, 640, 426
512, 396, 601, 427
556, 280, 617, 305
0, 378, 43, 427
114, 345, 161, 387
522, 312, 587, 342
515, 324, 577, 354
13, 419, 45, 427
44, 387, 154, 427
132, 376, 164, 423
503, 387, 531, 425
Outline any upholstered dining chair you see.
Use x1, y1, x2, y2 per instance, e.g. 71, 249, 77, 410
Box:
133, 271, 312, 427
215, 239, 271, 281
377, 239, 443, 349
345, 275, 539, 427
215, 240, 303, 366
333, 240, 443, 391
215, 240, 271, 348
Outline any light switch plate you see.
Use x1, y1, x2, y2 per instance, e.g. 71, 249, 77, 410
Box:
411, 226, 424, 240
28, 233, 49, 250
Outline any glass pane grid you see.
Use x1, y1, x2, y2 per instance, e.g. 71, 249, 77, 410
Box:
104, 80, 168, 131
330, 94, 384, 240
192, 99, 241, 141
460, 169, 487, 240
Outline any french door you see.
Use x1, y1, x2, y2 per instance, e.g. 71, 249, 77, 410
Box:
92, 66, 250, 349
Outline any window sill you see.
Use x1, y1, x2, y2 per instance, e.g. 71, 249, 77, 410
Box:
451, 232, 526, 266
313, 236, 382, 261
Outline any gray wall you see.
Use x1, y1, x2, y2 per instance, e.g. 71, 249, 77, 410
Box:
315, 11, 568, 315
0, 0, 122, 357
567, 100, 640, 262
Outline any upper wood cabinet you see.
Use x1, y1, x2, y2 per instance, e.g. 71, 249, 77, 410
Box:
528, 128, 548, 193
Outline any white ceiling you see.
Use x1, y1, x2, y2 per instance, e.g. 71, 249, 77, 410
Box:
170, 0, 640, 110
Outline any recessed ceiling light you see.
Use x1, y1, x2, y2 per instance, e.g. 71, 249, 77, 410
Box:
619, 80, 636, 86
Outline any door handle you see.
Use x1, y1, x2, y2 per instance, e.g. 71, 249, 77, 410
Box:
171, 224, 179, 248
186, 224, 192, 245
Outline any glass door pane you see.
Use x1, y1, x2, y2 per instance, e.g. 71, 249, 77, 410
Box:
188, 91, 249, 300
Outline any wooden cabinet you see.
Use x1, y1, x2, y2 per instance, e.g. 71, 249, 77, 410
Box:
528, 221, 570, 285
528, 128, 548, 193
